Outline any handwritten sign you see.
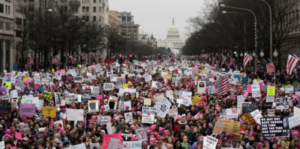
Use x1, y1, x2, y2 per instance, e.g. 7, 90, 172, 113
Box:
218, 120, 240, 134
213, 121, 224, 135
102, 132, 122, 149
267, 86, 275, 96
42, 107, 56, 118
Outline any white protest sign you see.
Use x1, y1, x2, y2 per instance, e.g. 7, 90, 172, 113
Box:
89, 143, 100, 149
103, 83, 114, 90
250, 109, 263, 124
226, 108, 238, 118
18, 123, 30, 134
122, 141, 142, 149
266, 96, 275, 103
65, 143, 86, 149
108, 138, 120, 149
124, 112, 133, 124
155, 97, 171, 118
66, 109, 84, 121
251, 85, 261, 98
289, 116, 300, 129
203, 136, 218, 149
285, 86, 294, 94
237, 95, 244, 102
294, 107, 300, 116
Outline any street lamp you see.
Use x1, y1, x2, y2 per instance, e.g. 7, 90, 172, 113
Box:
220, 4, 258, 71
240, 52, 243, 57
273, 49, 278, 57
260, 50, 264, 57
260, 0, 273, 61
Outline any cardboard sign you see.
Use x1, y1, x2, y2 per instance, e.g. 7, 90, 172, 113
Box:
261, 117, 289, 137
213, 121, 224, 135
144, 98, 151, 106
98, 116, 111, 124
218, 120, 240, 134
155, 97, 171, 118
42, 107, 56, 118
203, 136, 218, 149
250, 109, 263, 124
289, 116, 300, 129
19, 104, 36, 116
124, 112, 133, 124
103, 83, 114, 90
241, 113, 256, 126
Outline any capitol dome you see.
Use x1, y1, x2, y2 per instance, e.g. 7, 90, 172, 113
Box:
166, 18, 180, 40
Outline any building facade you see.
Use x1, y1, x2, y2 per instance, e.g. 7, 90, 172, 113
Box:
0, 0, 14, 71
138, 29, 156, 48
108, 10, 121, 30
157, 18, 185, 55
115, 11, 139, 41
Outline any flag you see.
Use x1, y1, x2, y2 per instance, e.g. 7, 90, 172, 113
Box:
243, 53, 250, 67
219, 75, 229, 95
69, 55, 77, 64
221, 55, 226, 65
266, 60, 275, 73
28, 58, 34, 65
229, 58, 235, 66
52, 55, 60, 64
249, 53, 253, 62
287, 54, 299, 75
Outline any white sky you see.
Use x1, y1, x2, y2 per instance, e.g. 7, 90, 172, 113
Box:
109, 0, 208, 41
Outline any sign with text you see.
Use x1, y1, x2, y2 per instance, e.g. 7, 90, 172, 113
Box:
242, 103, 258, 115
20, 104, 36, 116
0, 100, 11, 116
213, 121, 224, 135
261, 117, 289, 137
218, 120, 240, 134
42, 107, 56, 118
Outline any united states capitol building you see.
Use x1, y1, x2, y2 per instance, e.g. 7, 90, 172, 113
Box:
157, 19, 185, 55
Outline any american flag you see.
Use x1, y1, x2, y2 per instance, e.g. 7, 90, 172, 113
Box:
28, 58, 34, 65
286, 54, 299, 75
52, 55, 60, 64
69, 55, 77, 64
249, 53, 253, 62
266, 60, 275, 73
243, 53, 250, 67
229, 58, 235, 66
221, 55, 226, 65
219, 75, 229, 95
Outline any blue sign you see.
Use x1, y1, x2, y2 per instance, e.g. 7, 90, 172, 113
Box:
13, 64, 19, 70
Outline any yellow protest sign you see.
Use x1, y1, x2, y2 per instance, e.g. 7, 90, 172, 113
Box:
128, 81, 132, 85
165, 75, 172, 80
218, 119, 240, 134
22, 77, 30, 82
123, 84, 128, 88
42, 107, 57, 118
191, 95, 202, 105
5, 82, 12, 90
267, 86, 275, 96
241, 113, 256, 126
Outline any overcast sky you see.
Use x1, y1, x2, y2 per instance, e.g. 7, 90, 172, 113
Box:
109, 0, 209, 41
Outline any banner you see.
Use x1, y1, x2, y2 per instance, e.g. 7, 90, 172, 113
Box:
218, 120, 240, 134
242, 103, 258, 114
0, 100, 11, 116
203, 136, 218, 149
155, 97, 171, 118
20, 104, 36, 116
42, 107, 56, 118
102, 132, 122, 149
122, 141, 142, 149
213, 121, 224, 135
66, 109, 84, 121
261, 117, 289, 137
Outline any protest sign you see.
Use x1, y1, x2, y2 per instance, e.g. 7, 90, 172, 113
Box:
275, 98, 289, 110
155, 97, 171, 118
242, 103, 258, 115
66, 109, 84, 121
89, 143, 100, 149
125, 112, 133, 124
135, 127, 147, 141
289, 116, 300, 129
108, 138, 120, 149
266, 96, 275, 103
267, 109, 275, 117
213, 121, 224, 135
198, 81, 206, 94
103, 83, 114, 90
141, 107, 156, 124
88, 100, 99, 112
74, 76, 83, 83
0, 100, 11, 116
218, 120, 240, 134
250, 109, 263, 124
226, 108, 238, 118
251, 85, 261, 97
0, 141, 4, 149
42, 107, 56, 118
237, 95, 244, 102
168, 108, 178, 120
261, 117, 289, 137
203, 136, 218, 149
237, 102, 250, 114
102, 132, 122, 149
267, 86, 275, 96
123, 141, 142, 149
20, 104, 36, 116
18, 123, 30, 134
191, 95, 202, 105
241, 113, 256, 126
285, 86, 294, 93
144, 98, 151, 106
98, 116, 111, 124
65, 143, 86, 149
21, 96, 39, 107
294, 107, 300, 116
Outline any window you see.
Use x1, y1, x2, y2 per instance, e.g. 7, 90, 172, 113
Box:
16, 18, 22, 25
86, 7, 89, 12
5, 22, 10, 30
7, 6, 10, 15
99, 16, 101, 21
72, 7, 78, 12
93, 0, 96, 3
16, 30, 22, 37
99, 7, 101, 12
29, 0, 34, 1
83, 16, 89, 21
23, 19, 26, 26
0, 21, 3, 30
0, 4, 3, 13
93, 16, 96, 21
93, 7, 96, 12
16, 5, 22, 13
82, 6, 85, 12
82, 0, 89, 3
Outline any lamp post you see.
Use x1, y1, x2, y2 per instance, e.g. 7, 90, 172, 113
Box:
222, 11, 247, 52
260, 50, 264, 57
260, 0, 273, 61
220, 4, 258, 71
273, 49, 278, 84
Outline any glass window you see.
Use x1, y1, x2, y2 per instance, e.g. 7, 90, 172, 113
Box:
99, 16, 101, 21
0, 21, 3, 30
93, 0, 96, 3
5, 22, 10, 30
99, 7, 101, 12
16, 18, 22, 25
93, 16, 96, 22
82, 6, 85, 12
127, 17, 131, 22
7, 6, 10, 15
0, 4, 4, 13
16, 5, 22, 13
93, 7, 96, 12
86, 7, 89, 12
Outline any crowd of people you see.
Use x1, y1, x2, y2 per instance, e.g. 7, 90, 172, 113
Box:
0, 57, 299, 149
